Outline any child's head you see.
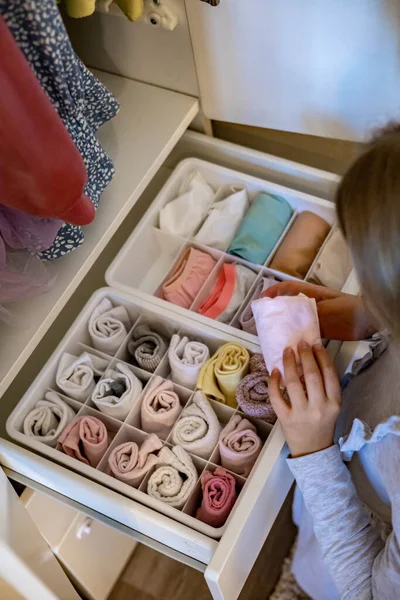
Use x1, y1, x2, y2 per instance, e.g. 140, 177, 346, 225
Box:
336, 123, 400, 338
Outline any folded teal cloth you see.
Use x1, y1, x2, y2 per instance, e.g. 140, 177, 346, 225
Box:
228, 192, 294, 265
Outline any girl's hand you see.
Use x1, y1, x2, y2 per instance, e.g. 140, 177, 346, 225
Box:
269, 342, 342, 458
262, 281, 376, 341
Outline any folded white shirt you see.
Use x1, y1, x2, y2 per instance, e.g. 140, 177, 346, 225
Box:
56, 352, 109, 402
194, 185, 249, 250
91, 362, 143, 421
89, 298, 131, 355
311, 228, 353, 290
159, 171, 214, 238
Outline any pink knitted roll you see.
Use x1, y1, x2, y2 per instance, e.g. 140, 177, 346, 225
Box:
57, 415, 109, 467
108, 434, 163, 487
219, 415, 262, 477
196, 467, 238, 528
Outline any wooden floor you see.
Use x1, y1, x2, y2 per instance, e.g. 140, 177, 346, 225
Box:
109, 488, 296, 600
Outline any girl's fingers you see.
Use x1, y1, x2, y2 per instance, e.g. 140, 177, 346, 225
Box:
298, 342, 326, 406
268, 369, 290, 420
283, 348, 307, 408
313, 345, 342, 404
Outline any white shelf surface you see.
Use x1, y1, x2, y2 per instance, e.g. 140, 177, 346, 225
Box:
0, 70, 199, 397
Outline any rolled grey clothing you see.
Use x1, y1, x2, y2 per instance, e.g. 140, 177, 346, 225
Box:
288, 440, 400, 599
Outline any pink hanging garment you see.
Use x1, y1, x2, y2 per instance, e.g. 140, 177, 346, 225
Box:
0, 16, 94, 226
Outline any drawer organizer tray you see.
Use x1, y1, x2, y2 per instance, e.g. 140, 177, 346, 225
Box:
106, 158, 352, 344
7, 288, 273, 540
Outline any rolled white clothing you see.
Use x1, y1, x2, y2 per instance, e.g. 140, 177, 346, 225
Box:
171, 391, 221, 459
147, 445, 198, 509
168, 334, 210, 389
159, 172, 215, 238
56, 352, 109, 402
311, 228, 353, 291
23, 391, 76, 447
91, 362, 143, 421
194, 185, 249, 250
88, 298, 131, 355
252, 294, 321, 384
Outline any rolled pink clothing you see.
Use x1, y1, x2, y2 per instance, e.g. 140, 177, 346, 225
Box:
108, 434, 163, 487
236, 372, 276, 424
219, 415, 262, 477
249, 353, 268, 374
252, 295, 321, 384
162, 248, 216, 309
141, 376, 182, 438
57, 415, 109, 467
196, 467, 238, 528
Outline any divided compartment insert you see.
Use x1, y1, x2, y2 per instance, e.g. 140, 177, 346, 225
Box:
6, 287, 281, 539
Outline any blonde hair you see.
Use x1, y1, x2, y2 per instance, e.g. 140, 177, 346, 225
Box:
336, 123, 400, 338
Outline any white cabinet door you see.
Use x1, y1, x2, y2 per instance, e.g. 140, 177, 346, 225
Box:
0, 468, 80, 600
186, 0, 400, 141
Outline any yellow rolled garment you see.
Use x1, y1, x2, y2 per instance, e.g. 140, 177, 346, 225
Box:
115, 0, 144, 21
197, 343, 250, 408
64, 0, 96, 17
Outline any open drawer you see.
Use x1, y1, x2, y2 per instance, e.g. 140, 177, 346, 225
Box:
0, 132, 350, 600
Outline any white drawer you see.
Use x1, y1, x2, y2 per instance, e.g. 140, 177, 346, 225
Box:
0, 133, 345, 600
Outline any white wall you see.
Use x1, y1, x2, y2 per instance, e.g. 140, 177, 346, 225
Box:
65, 0, 199, 97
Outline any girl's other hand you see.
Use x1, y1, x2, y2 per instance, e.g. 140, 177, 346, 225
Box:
269, 343, 342, 458
262, 281, 375, 341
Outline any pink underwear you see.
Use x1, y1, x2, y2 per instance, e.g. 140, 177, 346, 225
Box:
198, 263, 236, 320
162, 247, 216, 309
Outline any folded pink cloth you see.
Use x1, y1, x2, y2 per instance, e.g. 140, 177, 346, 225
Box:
141, 376, 182, 438
162, 248, 216, 309
251, 295, 321, 384
57, 415, 109, 467
236, 353, 277, 424
196, 467, 238, 528
219, 415, 262, 477
108, 434, 163, 487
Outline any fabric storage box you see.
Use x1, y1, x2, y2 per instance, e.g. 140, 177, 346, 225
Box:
7, 288, 273, 540
105, 158, 353, 343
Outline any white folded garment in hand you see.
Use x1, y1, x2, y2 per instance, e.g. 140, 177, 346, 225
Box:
171, 391, 221, 459
23, 391, 76, 447
56, 352, 109, 402
252, 294, 321, 384
194, 185, 249, 250
168, 334, 210, 389
147, 445, 198, 509
89, 298, 131, 355
159, 172, 214, 238
91, 362, 143, 421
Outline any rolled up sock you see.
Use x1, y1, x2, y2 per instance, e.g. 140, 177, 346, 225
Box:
239, 277, 278, 335
147, 445, 198, 509
159, 172, 214, 239
269, 211, 331, 279
141, 376, 182, 438
108, 434, 163, 487
194, 185, 249, 251
128, 325, 168, 372
236, 372, 276, 424
171, 391, 221, 459
57, 415, 109, 467
23, 391, 76, 447
310, 227, 353, 290
219, 415, 262, 477
168, 334, 210, 389
91, 362, 143, 421
197, 343, 250, 408
249, 353, 268, 374
56, 352, 109, 402
199, 264, 256, 324
196, 467, 238, 528
162, 247, 217, 309
228, 192, 293, 265
89, 298, 131, 355
252, 295, 321, 383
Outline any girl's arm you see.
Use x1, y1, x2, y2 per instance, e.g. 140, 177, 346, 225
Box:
289, 443, 395, 599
